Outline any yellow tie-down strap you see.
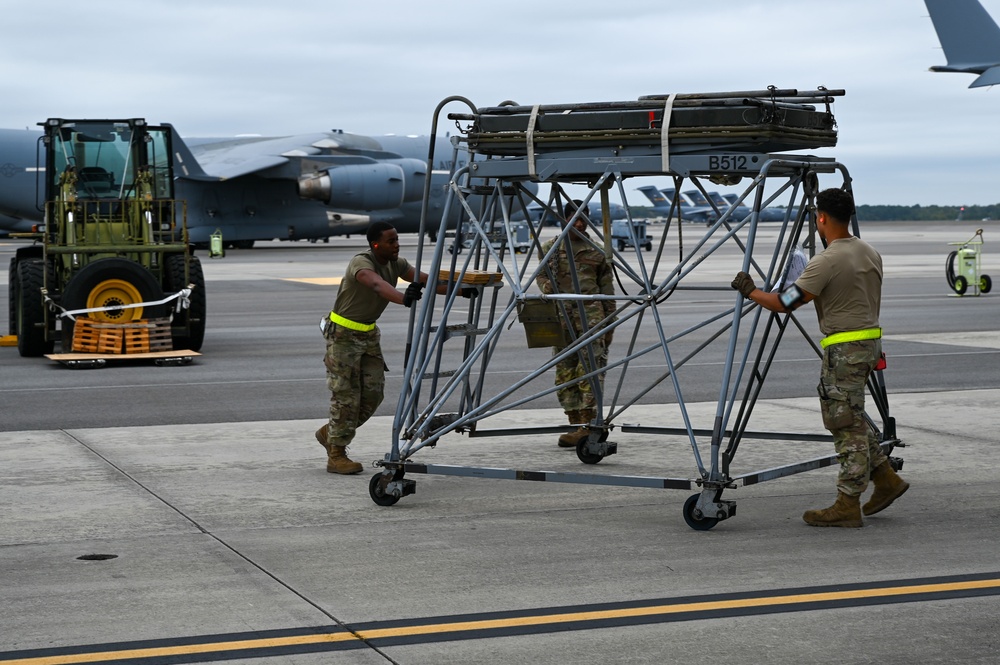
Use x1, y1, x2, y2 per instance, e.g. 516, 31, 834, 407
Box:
821, 327, 881, 349
329, 311, 375, 332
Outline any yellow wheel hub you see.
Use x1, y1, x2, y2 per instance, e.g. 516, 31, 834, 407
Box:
86, 279, 144, 322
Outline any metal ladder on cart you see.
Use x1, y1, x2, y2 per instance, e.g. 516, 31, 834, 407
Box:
368, 87, 903, 530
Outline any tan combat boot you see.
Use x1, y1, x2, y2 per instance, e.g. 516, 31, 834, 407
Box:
327, 444, 363, 475
802, 492, 863, 528
558, 409, 594, 448
315, 424, 331, 454
863, 462, 910, 516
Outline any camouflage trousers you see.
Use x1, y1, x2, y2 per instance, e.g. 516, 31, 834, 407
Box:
818, 339, 887, 496
324, 324, 386, 446
554, 324, 609, 414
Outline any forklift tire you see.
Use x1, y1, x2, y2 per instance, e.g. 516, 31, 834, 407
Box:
8, 258, 17, 336
60, 258, 167, 349
981, 275, 992, 294
953, 275, 968, 295
165, 254, 206, 351
16, 259, 54, 357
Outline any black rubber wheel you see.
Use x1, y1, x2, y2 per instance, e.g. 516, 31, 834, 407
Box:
16, 259, 53, 357
683, 493, 719, 531
644, 242, 652, 251
981, 274, 992, 294
369, 473, 400, 506
165, 254, 206, 351
8, 257, 17, 336
953, 275, 968, 295
945, 250, 958, 290
60, 258, 167, 349
576, 438, 604, 465
617, 240, 626, 251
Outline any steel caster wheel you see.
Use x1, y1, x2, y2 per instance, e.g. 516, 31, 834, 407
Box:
369, 473, 400, 506
682, 493, 719, 531
576, 439, 604, 465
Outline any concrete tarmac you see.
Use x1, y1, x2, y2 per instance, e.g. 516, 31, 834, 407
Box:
2, 221, 999, 664
2, 390, 1000, 664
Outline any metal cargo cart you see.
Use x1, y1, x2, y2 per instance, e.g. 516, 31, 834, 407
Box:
370, 87, 903, 530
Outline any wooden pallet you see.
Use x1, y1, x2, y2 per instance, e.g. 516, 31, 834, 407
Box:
72, 317, 173, 354
124, 319, 173, 353
438, 269, 503, 286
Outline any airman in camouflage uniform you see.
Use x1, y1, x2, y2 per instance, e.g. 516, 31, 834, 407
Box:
536, 200, 616, 448
731, 188, 908, 526
318, 221, 425, 474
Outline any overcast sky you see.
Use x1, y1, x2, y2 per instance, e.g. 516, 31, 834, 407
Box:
2, 0, 998, 206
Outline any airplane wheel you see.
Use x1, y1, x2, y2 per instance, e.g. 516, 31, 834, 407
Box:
953, 275, 968, 295
369, 473, 400, 506
61, 258, 167, 348
981, 275, 992, 294
16, 259, 53, 357
166, 254, 207, 351
682, 494, 719, 531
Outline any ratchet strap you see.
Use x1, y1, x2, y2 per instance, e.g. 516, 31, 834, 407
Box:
329, 311, 375, 332
820, 327, 881, 349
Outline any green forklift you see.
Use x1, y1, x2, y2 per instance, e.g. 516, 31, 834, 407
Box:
8, 118, 206, 359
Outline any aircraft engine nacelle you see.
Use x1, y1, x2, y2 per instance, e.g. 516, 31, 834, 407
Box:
298, 163, 405, 210
385, 158, 428, 203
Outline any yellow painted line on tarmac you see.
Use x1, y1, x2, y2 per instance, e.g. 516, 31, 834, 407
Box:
355, 577, 1000, 641
0, 632, 356, 665
4, 575, 1000, 664
281, 276, 342, 286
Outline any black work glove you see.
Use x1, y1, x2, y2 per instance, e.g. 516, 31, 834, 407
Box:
731, 271, 756, 298
460, 287, 478, 299
403, 282, 424, 308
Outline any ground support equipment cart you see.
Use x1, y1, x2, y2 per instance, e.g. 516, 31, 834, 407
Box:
370, 88, 903, 529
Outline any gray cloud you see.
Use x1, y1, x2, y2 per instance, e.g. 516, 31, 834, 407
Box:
3, 0, 998, 206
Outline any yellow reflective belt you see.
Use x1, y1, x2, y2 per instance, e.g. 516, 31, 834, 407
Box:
820, 327, 881, 349
329, 311, 375, 332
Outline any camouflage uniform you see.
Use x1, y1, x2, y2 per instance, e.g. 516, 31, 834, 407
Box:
324, 250, 410, 448
324, 325, 385, 446
536, 231, 616, 414
819, 339, 888, 495
796, 235, 884, 497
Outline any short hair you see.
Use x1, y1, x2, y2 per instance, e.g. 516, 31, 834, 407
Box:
816, 188, 855, 224
366, 221, 395, 245
563, 199, 586, 221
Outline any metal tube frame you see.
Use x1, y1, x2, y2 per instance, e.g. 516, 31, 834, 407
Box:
372, 93, 902, 528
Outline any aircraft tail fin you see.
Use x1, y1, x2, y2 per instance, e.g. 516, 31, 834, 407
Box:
926, 0, 1000, 86
165, 124, 218, 181
636, 185, 669, 207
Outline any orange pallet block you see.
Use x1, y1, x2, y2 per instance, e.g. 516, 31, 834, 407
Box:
72, 318, 124, 354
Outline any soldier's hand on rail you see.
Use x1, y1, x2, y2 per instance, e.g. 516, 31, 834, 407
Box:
403, 282, 424, 308
731, 271, 757, 298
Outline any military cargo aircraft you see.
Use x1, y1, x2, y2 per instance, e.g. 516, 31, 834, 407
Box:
635, 185, 717, 223
0, 124, 476, 247
926, 0, 1000, 87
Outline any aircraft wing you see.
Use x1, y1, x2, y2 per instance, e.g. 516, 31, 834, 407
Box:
169, 129, 404, 181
